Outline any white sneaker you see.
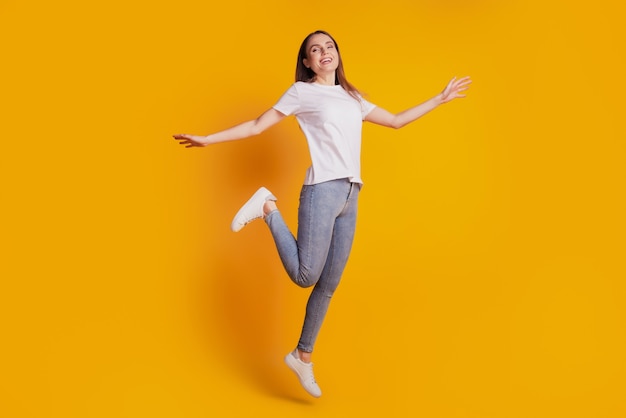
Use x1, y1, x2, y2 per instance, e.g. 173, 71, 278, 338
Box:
284, 350, 322, 398
230, 187, 276, 232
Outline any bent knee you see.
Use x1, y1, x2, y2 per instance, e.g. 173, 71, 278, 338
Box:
294, 271, 320, 288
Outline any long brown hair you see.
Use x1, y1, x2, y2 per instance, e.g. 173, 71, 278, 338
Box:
295, 30, 362, 100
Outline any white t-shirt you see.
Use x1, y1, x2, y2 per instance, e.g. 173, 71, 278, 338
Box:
273, 81, 376, 185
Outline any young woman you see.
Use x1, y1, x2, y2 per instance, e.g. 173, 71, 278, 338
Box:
174, 30, 471, 398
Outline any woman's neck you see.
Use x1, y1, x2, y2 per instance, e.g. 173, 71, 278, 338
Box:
313, 73, 336, 86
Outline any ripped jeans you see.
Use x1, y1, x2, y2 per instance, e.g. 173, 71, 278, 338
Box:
264, 178, 360, 353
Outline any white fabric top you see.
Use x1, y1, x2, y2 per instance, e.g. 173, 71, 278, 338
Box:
273, 81, 376, 185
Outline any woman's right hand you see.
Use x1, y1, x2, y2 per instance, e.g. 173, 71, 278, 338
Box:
172, 134, 209, 148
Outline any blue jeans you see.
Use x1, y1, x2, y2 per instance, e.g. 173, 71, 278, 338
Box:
265, 178, 361, 353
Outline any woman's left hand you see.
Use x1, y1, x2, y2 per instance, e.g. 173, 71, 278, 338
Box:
440, 76, 472, 104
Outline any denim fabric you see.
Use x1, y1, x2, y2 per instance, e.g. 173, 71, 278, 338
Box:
265, 178, 360, 353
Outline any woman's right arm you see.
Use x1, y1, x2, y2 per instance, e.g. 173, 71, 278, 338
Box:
173, 108, 286, 148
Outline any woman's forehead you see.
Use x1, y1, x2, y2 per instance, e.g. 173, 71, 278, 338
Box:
307, 33, 334, 47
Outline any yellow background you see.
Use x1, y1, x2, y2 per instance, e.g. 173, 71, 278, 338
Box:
1, 0, 625, 417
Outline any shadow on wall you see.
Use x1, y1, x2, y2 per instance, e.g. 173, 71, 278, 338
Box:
189, 100, 312, 400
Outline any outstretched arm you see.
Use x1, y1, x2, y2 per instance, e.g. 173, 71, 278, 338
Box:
364, 76, 471, 129
173, 108, 286, 148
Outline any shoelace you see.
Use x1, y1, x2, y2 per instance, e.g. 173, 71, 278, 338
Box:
305, 363, 317, 384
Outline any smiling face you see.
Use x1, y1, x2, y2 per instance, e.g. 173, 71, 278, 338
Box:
302, 33, 339, 77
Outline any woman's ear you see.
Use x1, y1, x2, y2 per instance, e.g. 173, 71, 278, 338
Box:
303, 58, 310, 69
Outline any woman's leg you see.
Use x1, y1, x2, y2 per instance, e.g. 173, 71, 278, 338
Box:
231, 180, 359, 398
296, 181, 360, 353
265, 179, 360, 351
265, 179, 357, 289
265, 180, 360, 397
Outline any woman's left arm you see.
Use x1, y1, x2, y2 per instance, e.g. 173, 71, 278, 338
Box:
364, 76, 471, 129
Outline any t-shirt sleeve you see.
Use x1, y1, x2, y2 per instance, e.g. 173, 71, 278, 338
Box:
359, 96, 376, 120
272, 83, 300, 116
